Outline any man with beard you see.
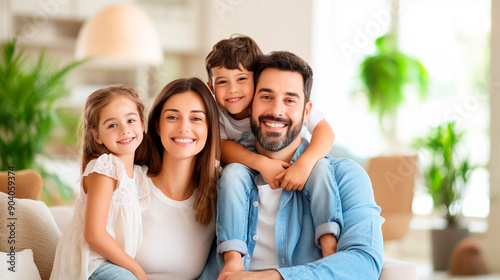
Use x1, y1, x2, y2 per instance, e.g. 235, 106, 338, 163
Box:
216, 51, 384, 280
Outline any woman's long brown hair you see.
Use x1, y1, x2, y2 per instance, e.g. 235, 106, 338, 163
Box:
147, 78, 220, 226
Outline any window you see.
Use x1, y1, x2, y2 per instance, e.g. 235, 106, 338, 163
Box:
312, 0, 490, 219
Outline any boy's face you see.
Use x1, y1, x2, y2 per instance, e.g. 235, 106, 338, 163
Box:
210, 65, 254, 120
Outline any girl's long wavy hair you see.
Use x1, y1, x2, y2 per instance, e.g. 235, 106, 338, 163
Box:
79, 85, 149, 173
147, 77, 220, 226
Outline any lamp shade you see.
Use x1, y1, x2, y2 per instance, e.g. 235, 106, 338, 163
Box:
75, 4, 163, 66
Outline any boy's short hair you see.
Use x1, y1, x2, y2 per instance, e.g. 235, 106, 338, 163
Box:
254, 51, 313, 103
205, 34, 263, 84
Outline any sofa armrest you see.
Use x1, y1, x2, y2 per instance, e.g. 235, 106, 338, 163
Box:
380, 258, 418, 280
49, 206, 74, 235
0, 193, 61, 280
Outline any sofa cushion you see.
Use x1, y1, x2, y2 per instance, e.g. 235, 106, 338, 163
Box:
0, 249, 42, 280
0, 192, 61, 280
379, 258, 418, 280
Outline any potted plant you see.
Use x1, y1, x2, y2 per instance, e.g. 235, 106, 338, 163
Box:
358, 34, 429, 144
413, 121, 475, 271
0, 37, 85, 203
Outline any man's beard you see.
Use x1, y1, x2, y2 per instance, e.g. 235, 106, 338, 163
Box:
251, 114, 302, 152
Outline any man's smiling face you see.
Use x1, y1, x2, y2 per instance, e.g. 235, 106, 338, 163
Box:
250, 68, 311, 152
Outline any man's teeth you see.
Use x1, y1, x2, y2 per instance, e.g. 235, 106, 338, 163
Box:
118, 138, 133, 143
174, 138, 194, 143
265, 122, 285, 128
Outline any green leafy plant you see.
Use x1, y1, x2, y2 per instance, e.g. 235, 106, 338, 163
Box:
50, 107, 82, 149
0, 37, 85, 203
413, 121, 475, 227
358, 34, 429, 138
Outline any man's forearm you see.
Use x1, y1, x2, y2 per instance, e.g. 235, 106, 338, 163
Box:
276, 250, 383, 280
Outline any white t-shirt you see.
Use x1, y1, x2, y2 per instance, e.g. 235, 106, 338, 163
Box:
135, 178, 215, 280
218, 106, 326, 152
249, 176, 282, 271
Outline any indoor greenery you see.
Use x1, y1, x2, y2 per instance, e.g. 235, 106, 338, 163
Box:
0, 37, 84, 203
413, 121, 475, 227
358, 34, 429, 139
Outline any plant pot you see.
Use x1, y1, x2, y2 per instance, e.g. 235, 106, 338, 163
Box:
431, 226, 469, 271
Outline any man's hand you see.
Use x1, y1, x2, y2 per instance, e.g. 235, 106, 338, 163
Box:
218, 270, 283, 280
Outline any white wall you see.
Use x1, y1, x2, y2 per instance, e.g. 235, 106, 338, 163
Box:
186, 0, 313, 80
0, 0, 10, 40
484, 0, 500, 273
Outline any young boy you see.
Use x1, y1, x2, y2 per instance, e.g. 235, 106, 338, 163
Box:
206, 34, 342, 275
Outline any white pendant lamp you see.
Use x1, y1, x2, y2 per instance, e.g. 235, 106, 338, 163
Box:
75, 4, 163, 67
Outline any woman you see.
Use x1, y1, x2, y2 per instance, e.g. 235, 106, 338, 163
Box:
135, 77, 220, 279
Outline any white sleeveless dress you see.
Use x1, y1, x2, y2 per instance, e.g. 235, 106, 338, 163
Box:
50, 154, 149, 280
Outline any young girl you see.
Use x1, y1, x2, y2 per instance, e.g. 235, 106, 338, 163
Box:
50, 86, 150, 280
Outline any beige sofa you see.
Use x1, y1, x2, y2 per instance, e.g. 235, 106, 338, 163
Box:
0, 193, 418, 280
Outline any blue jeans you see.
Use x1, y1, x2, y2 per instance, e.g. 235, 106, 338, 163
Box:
216, 160, 343, 255
216, 163, 258, 255
303, 158, 343, 246
89, 261, 137, 280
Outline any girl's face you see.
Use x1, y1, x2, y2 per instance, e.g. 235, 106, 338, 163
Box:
157, 91, 208, 161
92, 95, 144, 160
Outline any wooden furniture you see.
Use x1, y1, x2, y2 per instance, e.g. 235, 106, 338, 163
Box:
0, 169, 43, 200
365, 155, 418, 241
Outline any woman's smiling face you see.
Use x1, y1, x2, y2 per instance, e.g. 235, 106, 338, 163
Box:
157, 90, 208, 160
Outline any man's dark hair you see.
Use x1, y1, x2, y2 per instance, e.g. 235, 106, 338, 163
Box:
253, 51, 313, 103
205, 34, 263, 84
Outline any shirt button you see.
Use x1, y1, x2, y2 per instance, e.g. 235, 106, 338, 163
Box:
253, 201, 259, 207
252, 235, 259, 241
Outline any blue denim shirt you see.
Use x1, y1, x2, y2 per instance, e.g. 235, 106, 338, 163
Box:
211, 139, 385, 279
